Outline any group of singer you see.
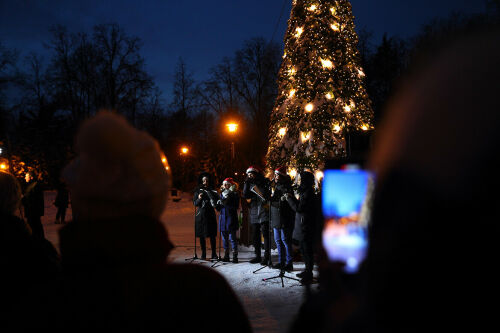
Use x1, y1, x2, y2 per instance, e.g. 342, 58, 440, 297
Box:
193, 165, 319, 284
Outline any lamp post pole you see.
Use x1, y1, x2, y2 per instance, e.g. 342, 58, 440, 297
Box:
226, 122, 238, 176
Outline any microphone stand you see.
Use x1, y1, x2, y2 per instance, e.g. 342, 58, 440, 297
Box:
184, 206, 205, 264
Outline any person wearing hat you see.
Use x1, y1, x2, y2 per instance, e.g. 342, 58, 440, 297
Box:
193, 172, 219, 260
270, 166, 295, 272
242, 166, 271, 264
216, 178, 240, 263
59, 111, 252, 332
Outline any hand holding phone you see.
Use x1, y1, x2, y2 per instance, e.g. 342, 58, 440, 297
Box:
321, 163, 373, 273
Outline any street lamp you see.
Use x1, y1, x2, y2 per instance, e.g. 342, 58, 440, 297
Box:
180, 146, 189, 155
226, 122, 238, 174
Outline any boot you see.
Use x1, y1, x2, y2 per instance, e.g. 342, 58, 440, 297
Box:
249, 255, 261, 264
284, 262, 294, 273
299, 271, 313, 285
260, 252, 270, 266
232, 252, 238, 263
222, 250, 230, 262
211, 250, 218, 260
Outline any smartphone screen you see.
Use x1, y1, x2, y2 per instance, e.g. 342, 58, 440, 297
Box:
322, 164, 373, 273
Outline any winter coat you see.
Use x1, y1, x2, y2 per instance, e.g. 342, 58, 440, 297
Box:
287, 172, 318, 241
58, 216, 251, 332
193, 187, 218, 237
270, 177, 295, 230
242, 175, 271, 224
0, 213, 61, 330
54, 186, 69, 208
22, 181, 44, 218
217, 188, 240, 232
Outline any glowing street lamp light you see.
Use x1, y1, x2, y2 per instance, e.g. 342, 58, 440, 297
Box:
180, 147, 189, 155
226, 122, 238, 133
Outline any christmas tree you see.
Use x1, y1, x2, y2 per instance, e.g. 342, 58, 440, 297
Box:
266, 0, 373, 175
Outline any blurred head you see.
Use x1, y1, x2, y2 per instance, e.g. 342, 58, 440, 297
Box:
63, 111, 169, 221
0, 171, 22, 215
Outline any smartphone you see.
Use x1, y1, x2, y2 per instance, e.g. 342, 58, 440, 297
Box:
321, 161, 373, 273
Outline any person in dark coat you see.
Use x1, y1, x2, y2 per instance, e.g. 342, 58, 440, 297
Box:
242, 165, 271, 264
216, 177, 240, 263
54, 181, 69, 224
193, 172, 218, 260
270, 166, 295, 272
0, 171, 62, 331
22, 170, 45, 239
286, 170, 318, 284
59, 111, 252, 332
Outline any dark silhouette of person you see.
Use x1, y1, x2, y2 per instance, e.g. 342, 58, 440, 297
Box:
216, 177, 240, 263
242, 166, 272, 265
0, 171, 62, 330
22, 170, 45, 238
193, 172, 218, 260
59, 111, 251, 332
54, 181, 69, 224
289, 25, 500, 333
286, 170, 318, 284
270, 166, 295, 272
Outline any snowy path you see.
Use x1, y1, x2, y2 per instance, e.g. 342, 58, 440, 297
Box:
42, 191, 313, 333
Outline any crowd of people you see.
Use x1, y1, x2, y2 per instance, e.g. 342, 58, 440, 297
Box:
193, 162, 322, 285
0, 26, 498, 331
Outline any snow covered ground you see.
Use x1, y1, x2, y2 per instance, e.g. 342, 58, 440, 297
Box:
41, 191, 318, 333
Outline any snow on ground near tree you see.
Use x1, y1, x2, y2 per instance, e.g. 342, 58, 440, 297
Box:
42, 191, 318, 333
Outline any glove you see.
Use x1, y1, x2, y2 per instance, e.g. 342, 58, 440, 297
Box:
281, 194, 288, 201
222, 189, 230, 199
217, 200, 223, 206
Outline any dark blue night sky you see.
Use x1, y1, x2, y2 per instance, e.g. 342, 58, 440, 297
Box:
0, 0, 487, 99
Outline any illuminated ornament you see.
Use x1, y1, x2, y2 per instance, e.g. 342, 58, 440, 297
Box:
289, 168, 297, 179
343, 104, 351, 113
289, 89, 296, 98
283, 52, 287, 59
305, 103, 314, 112
279, 127, 287, 137
325, 92, 333, 100
330, 7, 336, 15
288, 67, 296, 76
301, 131, 311, 142
361, 124, 369, 131
357, 68, 365, 77
295, 27, 304, 38
350, 100, 356, 108
330, 23, 340, 31
333, 124, 341, 133
308, 4, 317, 11
320, 58, 334, 69
315, 170, 324, 182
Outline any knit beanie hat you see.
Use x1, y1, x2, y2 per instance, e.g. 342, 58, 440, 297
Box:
62, 111, 169, 221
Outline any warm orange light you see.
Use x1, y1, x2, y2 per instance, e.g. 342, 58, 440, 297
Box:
162, 157, 167, 163
305, 103, 314, 112
226, 123, 238, 133
279, 127, 287, 137
181, 147, 189, 154
0, 163, 7, 170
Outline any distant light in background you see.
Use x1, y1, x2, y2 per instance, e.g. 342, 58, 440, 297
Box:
180, 147, 189, 154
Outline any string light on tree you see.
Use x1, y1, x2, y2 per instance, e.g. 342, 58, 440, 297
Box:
266, 0, 373, 174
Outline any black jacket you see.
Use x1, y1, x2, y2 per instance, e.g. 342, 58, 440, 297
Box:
287, 172, 318, 241
270, 176, 295, 229
242, 174, 270, 224
58, 216, 251, 332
